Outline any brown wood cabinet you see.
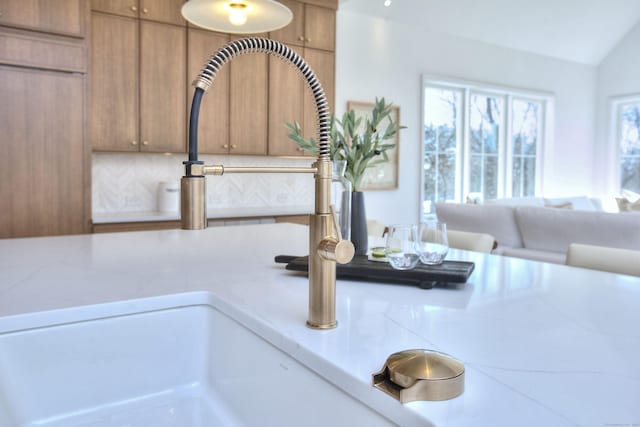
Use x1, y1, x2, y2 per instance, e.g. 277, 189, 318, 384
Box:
0, 66, 87, 238
91, 0, 185, 26
140, 20, 186, 152
267, 0, 336, 156
0, 0, 90, 238
268, 45, 307, 157
302, 48, 335, 142
229, 35, 269, 155
90, 12, 186, 153
268, 47, 335, 156
0, 0, 85, 37
187, 28, 230, 154
90, 13, 138, 151
270, 0, 335, 52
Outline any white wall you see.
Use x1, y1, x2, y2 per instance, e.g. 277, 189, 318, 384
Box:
335, 11, 597, 225
595, 22, 640, 196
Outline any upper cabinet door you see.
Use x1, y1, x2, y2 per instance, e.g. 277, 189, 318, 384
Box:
303, 48, 334, 142
91, 13, 139, 151
268, 0, 304, 47
304, 5, 335, 51
139, 0, 185, 26
269, 1, 335, 52
91, 0, 140, 18
92, 0, 185, 25
268, 45, 307, 157
188, 29, 230, 155
0, 0, 85, 37
229, 35, 268, 155
140, 20, 187, 153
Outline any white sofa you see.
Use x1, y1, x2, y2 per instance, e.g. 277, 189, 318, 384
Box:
435, 202, 640, 264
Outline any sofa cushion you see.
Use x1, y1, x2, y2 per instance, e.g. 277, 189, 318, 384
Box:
544, 196, 598, 211
435, 203, 523, 248
515, 206, 640, 253
485, 197, 544, 207
500, 247, 567, 264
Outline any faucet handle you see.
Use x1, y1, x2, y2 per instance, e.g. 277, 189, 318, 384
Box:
318, 237, 355, 264
317, 205, 355, 264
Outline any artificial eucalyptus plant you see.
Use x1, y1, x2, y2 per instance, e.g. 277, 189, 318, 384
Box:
285, 97, 405, 191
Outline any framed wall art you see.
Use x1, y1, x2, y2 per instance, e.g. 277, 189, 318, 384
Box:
347, 100, 400, 190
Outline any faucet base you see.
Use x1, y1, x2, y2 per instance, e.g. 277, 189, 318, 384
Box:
306, 320, 337, 330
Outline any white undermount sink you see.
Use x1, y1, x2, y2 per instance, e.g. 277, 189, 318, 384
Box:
0, 298, 395, 427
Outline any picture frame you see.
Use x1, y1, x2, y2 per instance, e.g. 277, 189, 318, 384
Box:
346, 100, 400, 190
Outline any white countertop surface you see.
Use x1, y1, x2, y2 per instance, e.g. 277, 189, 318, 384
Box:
1, 223, 639, 426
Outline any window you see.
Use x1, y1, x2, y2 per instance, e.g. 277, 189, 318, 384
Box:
421, 77, 551, 217
616, 99, 640, 193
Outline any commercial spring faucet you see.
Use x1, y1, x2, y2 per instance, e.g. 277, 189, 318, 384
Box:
181, 38, 354, 329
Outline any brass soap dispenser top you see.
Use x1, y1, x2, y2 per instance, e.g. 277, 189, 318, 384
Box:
373, 349, 464, 403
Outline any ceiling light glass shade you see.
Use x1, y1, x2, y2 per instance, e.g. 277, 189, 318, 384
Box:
181, 0, 293, 34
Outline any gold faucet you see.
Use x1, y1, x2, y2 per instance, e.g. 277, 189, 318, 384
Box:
181, 38, 354, 329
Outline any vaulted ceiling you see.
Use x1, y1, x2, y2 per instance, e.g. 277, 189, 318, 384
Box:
339, 0, 640, 65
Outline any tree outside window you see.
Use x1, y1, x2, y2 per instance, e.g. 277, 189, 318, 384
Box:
422, 79, 549, 218
619, 101, 640, 193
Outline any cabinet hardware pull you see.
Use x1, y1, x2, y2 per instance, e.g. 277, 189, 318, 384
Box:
142, 141, 149, 146
305, 37, 311, 42
143, 8, 148, 13
231, 144, 237, 149
131, 141, 138, 146
298, 36, 304, 41
131, 5, 137, 12
223, 144, 229, 149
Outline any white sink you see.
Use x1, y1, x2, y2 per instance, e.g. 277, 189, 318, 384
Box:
0, 300, 395, 427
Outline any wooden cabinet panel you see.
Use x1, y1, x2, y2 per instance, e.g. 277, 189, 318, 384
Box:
0, 27, 86, 72
304, 5, 335, 51
229, 35, 268, 155
92, 0, 185, 25
268, 0, 304, 47
91, 0, 139, 17
268, 45, 308, 157
91, 14, 185, 153
140, 21, 186, 153
303, 48, 334, 143
90, 13, 138, 151
0, 66, 87, 238
140, 0, 185, 26
269, 1, 335, 52
188, 29, 230, 155
0, 0, 85, 37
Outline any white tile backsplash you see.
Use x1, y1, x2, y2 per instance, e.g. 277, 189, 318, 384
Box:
92, 153, 314, 215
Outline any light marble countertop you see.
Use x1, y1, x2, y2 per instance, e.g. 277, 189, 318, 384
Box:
92, 206, 313, 223
1, 223, 639, 426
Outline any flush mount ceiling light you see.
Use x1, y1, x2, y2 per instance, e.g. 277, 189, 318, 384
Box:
181, 0, 293, 34
383, 0, 392, 6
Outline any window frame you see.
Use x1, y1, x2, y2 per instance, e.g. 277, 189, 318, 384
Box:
609, 94, 640, 194
420, 75, 553, 218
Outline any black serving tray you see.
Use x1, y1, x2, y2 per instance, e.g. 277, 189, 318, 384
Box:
275, 255, 474, 289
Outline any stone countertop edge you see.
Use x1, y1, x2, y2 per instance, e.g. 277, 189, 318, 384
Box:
92, 206, 313, 224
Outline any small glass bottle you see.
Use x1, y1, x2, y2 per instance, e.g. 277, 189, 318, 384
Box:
331, 160, 352, 240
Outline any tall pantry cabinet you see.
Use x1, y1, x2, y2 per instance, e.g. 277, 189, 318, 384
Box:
0, 0, 90, 238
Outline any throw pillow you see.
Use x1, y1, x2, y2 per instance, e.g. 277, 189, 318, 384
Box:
544, 200, 573, 209
621, 189, 640, 202
616, 197, 640, 212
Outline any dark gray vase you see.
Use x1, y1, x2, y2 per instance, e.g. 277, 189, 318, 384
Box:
351, 191, 368, 256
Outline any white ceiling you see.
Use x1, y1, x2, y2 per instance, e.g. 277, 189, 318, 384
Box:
338, 0, 640, 65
